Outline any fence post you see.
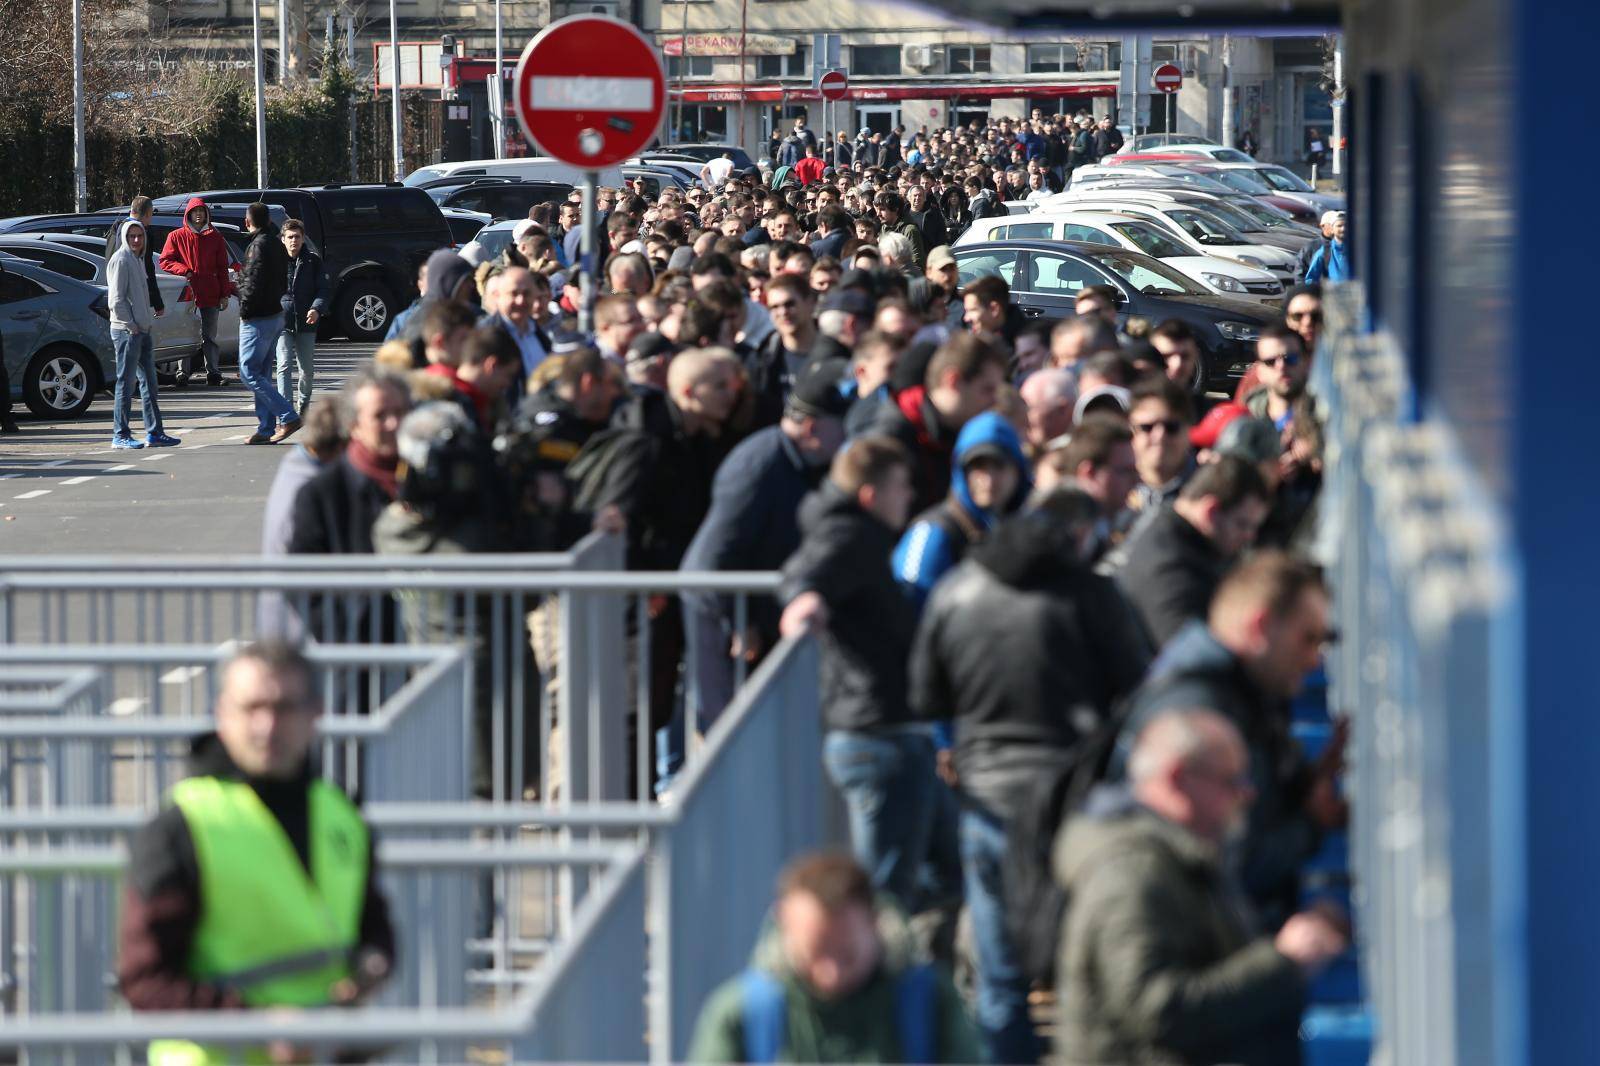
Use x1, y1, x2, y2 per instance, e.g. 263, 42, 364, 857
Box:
561, 536, 627, 802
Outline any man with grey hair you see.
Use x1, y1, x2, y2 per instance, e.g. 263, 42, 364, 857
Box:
1054, 706, 1348, 1066
910, 485, 1151, 1064
1018, 367, 1078, 456
877, 231, 916, 275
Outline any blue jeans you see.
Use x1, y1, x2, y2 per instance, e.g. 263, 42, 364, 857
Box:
110, 328, 162, 440
275, 328, 316, 411
822, 729, 939, 911
961, 805, 1042, 1065
238, 313, 296, 435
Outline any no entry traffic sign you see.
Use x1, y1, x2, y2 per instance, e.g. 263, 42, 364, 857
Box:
512, 15, 665, 169
1153, 62, 1183, 94
820, 69, 849, 102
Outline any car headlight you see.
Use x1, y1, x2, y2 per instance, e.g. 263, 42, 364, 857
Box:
1216, 320, 1260, 342
1236, 255, 1265, 267
1201, 272, 1245, 293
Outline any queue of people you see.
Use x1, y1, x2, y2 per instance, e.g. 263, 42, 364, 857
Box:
119, 136, 1352, 1063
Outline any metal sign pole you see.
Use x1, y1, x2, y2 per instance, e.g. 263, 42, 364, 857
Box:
252, 0, 268, 186
579, 171, 597, 335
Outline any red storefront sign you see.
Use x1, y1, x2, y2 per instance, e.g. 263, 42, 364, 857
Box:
671, 80, 1119, 103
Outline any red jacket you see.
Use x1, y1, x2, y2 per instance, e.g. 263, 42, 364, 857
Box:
158, 198, 238, 309
793, 156, 826, 186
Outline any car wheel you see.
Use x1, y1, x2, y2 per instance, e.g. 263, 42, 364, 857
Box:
337, 279, 396, 343
23, 345, 98, 419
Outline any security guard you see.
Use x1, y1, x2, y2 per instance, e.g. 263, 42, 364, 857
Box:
118, 642, 394, 1064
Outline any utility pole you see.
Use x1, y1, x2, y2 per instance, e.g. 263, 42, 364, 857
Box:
1220, 35, 1234, 151
252, 0, 269, 186
71, 0, 87, 211
277, 0, 288, 82
676, 0, 689, 141
346, 15, 358, 181
1332, 37, 1345, 184
493, 0, 504, 158
390, 0, 404, 180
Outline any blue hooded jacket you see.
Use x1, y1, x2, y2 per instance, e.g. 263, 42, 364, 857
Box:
1304, 238, 1349, 283
892, 411, 1033, 610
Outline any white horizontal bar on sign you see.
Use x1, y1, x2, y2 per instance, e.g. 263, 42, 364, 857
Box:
528, 76, 654, 111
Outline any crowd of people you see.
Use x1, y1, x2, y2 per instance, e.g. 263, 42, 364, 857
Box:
114, 114, 1353, 1064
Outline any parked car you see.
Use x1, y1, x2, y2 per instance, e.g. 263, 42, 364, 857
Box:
1042, 193, 1302, 280
955, 211, 1286, 305
0, 217, 251, 362
0, 256, 116, 418
419, 177, 573, 220
952, 239, 1280, 390
151, 185, 453, 342
1104, 145, 1256, 164
632, 156, 707, 189
403, 158, 626, 191
657, 143, 757, 171
459, 220, 519, 268
1053, 186, 1319, 254
440, 208, 491, 249
622, 164, 693, 199
1118, 133, 1219, 155
1197, 161, 1347, 215
0, 237, 201, 368
1170, 164, 1325, 223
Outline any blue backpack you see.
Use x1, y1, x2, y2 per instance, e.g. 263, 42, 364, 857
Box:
739, 964, 938, 1064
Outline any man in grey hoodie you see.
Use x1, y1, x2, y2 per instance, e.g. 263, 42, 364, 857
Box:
107, 220, 179, 450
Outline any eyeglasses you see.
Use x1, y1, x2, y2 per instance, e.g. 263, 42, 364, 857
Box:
1257, 354, 1302, 369
1132, 418, 1183, 436
1286, 310, 1323, 324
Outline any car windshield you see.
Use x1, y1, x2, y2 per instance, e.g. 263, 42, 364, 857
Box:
1167, 208, 1247, 245
471, 226, 516, 261
1224, 197, 1295, 229
1193, 200, 1260, 233
1152, 169, 1233, 194
1211, 169, 1273, 194
1209, 148, 1254, 163
1085, 250, 1207, 296
1258, 166, 1315, 193
403, 167, 448, 188
1109, 221, 1191, 259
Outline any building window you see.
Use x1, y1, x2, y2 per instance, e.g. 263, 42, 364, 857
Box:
947, 45, 991, 75
667, 55, 714, 79
1150, 43, 1179, 62
755, 46, 808, 79
952, 96, 989, 128
1028, 97, 1075, 117
672, 105, 729, 142
1027, 43, 1079, 73
851, 45, 901, 76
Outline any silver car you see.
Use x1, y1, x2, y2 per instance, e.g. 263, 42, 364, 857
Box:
0, 236, 201, 369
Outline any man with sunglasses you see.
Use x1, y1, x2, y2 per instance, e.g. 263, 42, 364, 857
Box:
1232, 286, 1323, 403
1243, 323, 1310, 434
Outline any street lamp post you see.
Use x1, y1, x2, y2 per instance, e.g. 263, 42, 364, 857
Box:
494, 0, 504, 159
71, 0, 87, 212
389, 0, 404, 181
251, 0, 268, 186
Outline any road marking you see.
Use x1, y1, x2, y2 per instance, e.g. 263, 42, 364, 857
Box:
13, 489, 50, 499
60, 476, 95, 486
38, 459, 70, 468
141, 453, 171, 461
105, 464, 134, 472
186, 443, 212, 450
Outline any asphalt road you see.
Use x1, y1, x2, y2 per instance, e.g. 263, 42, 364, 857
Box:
0, 342, 372, 554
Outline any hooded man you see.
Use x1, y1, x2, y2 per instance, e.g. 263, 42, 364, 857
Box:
107, 220, 180, 450
159, 197, 238, 385
892, 410, 1031, 610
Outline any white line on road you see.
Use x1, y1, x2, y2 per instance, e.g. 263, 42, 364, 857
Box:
60, 476, 95, 486
13, 489, 50, 500
38, 459, 70, 468
105, 464, 135, 472
141, 453, 171, 462
226, 434, 249, 441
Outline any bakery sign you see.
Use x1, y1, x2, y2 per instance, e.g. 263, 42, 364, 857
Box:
660, 33, 797, 56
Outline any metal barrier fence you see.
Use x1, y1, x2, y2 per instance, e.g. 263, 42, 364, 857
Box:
0, 840, 650, 1065
0, 644, 469, 808
0, 538, 783, 807
0, 636, 832, 1062
1318, 283, 1512, 1066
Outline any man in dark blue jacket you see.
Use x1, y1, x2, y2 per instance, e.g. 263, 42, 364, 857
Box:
680, 360, 851, 731
276, 219, 329, 417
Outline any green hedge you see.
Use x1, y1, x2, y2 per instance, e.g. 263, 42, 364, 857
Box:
0, 59, 434, 216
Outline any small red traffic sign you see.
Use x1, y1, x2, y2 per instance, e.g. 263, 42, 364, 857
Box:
1153, 63, 1183, 94
512, 14, 665, 169
820, 70, 849, 102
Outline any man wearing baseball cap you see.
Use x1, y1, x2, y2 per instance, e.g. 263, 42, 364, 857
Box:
1304, 211, 1349, 284
1298, 209, 1346, 279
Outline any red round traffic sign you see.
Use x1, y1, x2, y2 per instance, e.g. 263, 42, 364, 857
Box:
819, 70, 849, 102
1153, 62, 1183, 94
512, 14, 665, 169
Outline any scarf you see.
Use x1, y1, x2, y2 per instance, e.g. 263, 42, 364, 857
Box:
345, 438, 399, 500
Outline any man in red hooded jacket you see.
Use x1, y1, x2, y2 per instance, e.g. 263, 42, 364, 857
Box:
159, 197, 237, 385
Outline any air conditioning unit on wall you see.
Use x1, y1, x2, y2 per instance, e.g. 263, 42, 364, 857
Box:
903, 45, 935, 71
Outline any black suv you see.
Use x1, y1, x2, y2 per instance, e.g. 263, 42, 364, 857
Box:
418, 177, 574, 221
151, 184, 453, 341
953, 239, 1282, 391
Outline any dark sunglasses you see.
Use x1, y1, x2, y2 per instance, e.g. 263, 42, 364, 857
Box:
1132, 418, 1183, 436
1287, 310, 1323, 323
1258, 354, 1302, 369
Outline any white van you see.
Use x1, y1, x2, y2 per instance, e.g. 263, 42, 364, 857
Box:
403, 158, 626, 190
